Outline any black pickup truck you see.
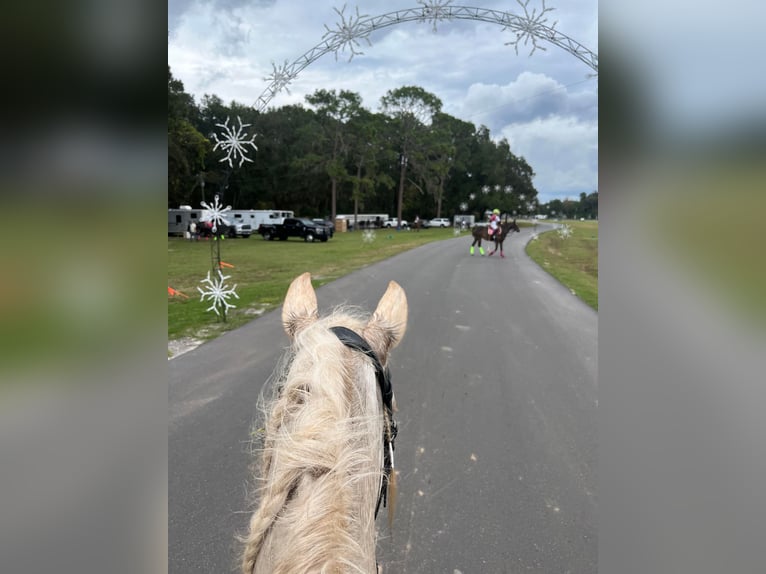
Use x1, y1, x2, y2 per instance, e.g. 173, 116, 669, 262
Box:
257, 217, 330, 242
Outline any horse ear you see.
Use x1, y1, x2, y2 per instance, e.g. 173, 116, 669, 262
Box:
364, 280, 408, 357
282, 272, 318, 339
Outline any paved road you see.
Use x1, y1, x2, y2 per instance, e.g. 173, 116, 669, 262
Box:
169, 224, 597, 573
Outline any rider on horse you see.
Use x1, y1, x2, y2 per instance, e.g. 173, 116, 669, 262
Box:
488, 208, 500, 237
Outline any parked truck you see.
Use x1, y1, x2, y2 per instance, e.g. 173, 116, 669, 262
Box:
257, 217, 330, 242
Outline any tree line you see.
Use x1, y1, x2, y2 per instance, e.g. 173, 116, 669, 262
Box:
169, 66, 596, 222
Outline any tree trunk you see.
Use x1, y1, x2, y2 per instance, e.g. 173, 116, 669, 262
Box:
397, 161, 406, 227
331, 177, 337, 222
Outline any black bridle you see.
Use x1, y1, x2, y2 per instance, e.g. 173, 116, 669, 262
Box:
329, 326, 398, 519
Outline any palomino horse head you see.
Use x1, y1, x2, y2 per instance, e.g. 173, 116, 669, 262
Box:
241, 273, 408, 574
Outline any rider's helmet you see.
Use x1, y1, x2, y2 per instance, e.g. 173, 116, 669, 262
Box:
492, 208, 500, 215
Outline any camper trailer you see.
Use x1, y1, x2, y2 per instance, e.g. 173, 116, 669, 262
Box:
168, 207, 295, 238
335, 213, 388, 230
230, 209, 294, 231
168, 206, 203, 236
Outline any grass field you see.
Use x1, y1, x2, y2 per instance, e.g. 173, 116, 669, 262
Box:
168, 227, 462, 342
169, 220, 598, 348
525, 220, 599, 310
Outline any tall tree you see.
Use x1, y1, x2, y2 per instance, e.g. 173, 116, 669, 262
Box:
304, 89, 363, 220
380, 86, 442, 226
345, 110, 395, 228
168, 67, 209, 207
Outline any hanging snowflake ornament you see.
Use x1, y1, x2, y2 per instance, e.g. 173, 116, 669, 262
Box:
504, 0, 558, 57
417, 0, 454, 32
200, 194, 232, 234
362, 229, 377, 243
504, 185, 513, 194
459, 202, 468, 211
323, 4, 372, 62
469, 193, 476, 200
481, 185, 490, 194
198, 269, 239, 316
211, 116, 258, 168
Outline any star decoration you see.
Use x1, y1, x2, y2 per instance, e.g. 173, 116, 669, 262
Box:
200, 194, 232, 233
211, 116, 258, 168
265, 60, 297, 96
417, 0, 454, 32
504, 0, 558, 57
197, 269, 240, 316
323, 4, 372, 62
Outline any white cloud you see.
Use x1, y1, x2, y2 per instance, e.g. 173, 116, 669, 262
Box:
500, 114, 598, 201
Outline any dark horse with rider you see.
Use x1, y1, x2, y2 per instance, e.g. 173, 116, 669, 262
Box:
469, 209, 521, 258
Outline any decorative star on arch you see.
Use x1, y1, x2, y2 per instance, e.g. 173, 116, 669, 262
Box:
265, 60, 298, 96
323, 4, 372, 62
504, 0, 558, 57
417, 0, 454, 32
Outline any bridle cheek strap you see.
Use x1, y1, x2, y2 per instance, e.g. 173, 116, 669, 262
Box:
329, 326, 397, 519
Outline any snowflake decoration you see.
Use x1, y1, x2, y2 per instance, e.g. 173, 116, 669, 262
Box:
417, 0, 454, 32
504, 185, 513, 194
198, 269, 239, 316
362, 229, 376, 243
459, 202, 468, 211
526, 202, 536, 212
481, 185, 490, 194
212, 116, 258, 168
504, 0, 558, 57
323, 4, 372, 62
494, 184, 501, 192
557, 223, 573, 239
265, 60, 297, 96
200, 194, 232, 233
469, 193, 476, 200
519, 194, 526, 201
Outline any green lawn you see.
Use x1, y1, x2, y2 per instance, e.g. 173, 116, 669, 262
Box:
168, 227, 461, 341
525, 220, 599, 310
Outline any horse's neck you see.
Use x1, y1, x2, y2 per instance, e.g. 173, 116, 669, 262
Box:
248, 344, 383, 574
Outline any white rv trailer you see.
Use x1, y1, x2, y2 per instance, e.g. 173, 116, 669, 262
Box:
168, 207, 295, 237
335, 213, 388, 230
168, 206, 202, 236
229, 209, 294, 232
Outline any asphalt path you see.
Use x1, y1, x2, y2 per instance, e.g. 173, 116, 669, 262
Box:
169, 224, 597, 573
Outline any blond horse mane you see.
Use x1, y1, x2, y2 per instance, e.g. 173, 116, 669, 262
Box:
241, 273, 407, 574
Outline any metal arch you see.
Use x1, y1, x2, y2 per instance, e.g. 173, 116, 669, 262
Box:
254, 3, 598, 113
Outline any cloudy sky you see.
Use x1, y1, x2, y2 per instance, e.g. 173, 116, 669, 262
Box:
168, 0, 598, 203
